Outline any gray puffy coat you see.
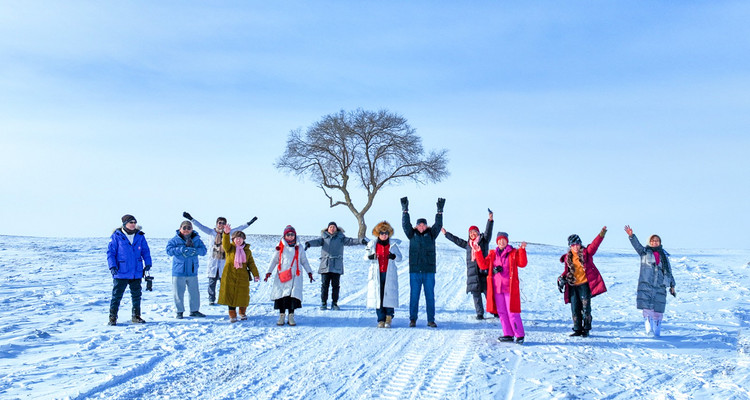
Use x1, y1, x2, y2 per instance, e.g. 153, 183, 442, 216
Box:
629, 234, 676, 313
306, 228, 362, 274
443, 219, 493, 294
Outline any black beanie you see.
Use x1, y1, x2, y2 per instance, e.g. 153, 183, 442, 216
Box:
416, 218, 428, 225
122, 214, 136, 225
568, 234, 582, 246
327, 221, 338, 229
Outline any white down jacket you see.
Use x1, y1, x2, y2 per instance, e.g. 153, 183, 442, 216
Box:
266, 240, 313, 302
365, 239, 403, 309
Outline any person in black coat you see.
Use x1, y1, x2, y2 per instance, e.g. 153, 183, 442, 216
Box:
401, 196, 444, 328
442, 210, 493, 319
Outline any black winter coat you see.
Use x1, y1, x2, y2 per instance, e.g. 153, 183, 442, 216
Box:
402, 211, 443, 273
444, 219, 493, 294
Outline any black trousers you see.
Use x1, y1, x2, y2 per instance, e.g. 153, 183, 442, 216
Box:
110, 278, 142, 318
320, 272, 341, 305
569, 284, 593, 332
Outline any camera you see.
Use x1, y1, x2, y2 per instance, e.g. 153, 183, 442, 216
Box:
493, 266, 503, 274
144, 274, 154, 291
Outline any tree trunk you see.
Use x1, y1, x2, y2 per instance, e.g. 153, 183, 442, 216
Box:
356, 213, 367, 240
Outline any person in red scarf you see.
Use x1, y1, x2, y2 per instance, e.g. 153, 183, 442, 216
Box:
474, 232, 528, 344
265, 225, 314, 326
365, 221, 403, 328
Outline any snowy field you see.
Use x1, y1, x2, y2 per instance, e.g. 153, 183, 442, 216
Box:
1, 233, 749, 400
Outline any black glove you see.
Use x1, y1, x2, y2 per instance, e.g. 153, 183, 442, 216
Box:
437, 198, 446, 213
670, 286, 676, 297
493, 265, 502, 274
247, 216, 258, 226
368, 253, 376, 260
304, 242, 311, 250
557, 276, 566, 293
400, 197, 409, 212
144, 265, 151, 272
361, 238, 368, 245
388, 253, 396, 260
183, 211, 192, 220
110, 267, 118, 277
308, 272, 315, 283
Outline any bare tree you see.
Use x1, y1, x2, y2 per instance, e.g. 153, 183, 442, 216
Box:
275, 109, 449, 239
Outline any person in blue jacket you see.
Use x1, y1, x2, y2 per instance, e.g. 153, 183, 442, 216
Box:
107, 214, 153, 326
166, 220, 208, 319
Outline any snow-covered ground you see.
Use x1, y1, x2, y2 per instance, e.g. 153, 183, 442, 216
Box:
1, 233, 749, 399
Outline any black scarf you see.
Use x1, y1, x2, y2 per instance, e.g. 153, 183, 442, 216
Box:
122, 226, 137, 235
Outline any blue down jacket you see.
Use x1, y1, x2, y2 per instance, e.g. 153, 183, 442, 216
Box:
166, 230, 208, 277
107, 228, 153, 280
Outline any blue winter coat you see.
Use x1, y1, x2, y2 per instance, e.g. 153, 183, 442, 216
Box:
107, 228, 153, 280
166, 230, 208, 277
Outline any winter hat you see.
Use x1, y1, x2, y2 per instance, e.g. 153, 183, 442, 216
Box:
372, 221, 394, 237
468, 226, 480, 234
121, 214, 136, 225
416, 218, 428, 225
180, 220, 193, 230
283, 225, 296, 237
568, 234, 582, 246
327, 221, 338, 229
496, 232, 509, 241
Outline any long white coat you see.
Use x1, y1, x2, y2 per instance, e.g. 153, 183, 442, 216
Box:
266, 240, 313, 302
365, 239, 403, 309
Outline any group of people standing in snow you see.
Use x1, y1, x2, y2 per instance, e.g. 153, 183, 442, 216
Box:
105, 197, 677, 341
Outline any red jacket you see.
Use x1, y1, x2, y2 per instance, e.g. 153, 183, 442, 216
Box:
474, 246, 527, 314
559, 234, 607, 304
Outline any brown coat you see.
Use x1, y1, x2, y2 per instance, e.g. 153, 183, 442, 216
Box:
218, 233, 259, 307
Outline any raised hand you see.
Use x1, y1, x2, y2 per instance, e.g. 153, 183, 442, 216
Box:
520, 241, 527, 249
400, 197, 409, 212
224, 224, 231, 234
247, 216, 258, 226
624, 225, 633, 236
183, 211, 193, 220
436, 198, 446, 213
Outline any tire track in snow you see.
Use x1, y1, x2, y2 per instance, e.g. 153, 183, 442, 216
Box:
370, 331, 473, 400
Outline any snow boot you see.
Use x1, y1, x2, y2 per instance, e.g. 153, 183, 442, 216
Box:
287, 313, 296, 326
190, 311, 206, 318
131, 315, 146, 324
476, 314, 485, 320
277, 313, 286, 326
331, 303, 340, 311
409, 320, 416, 327
427, 321, 438, 328
108, 316, 117, 326
497, 335, 514, 342
582, 330, 590, 337
320, 302, 327, 310
228, 310, 237, 323
653, 319, 662, 337
516, 336, 525, 345
570, 330, 584, 337
239, 307, 247, 321
378, 321, 385, 328
385, 316, 393, 328
644, 316, 653, 335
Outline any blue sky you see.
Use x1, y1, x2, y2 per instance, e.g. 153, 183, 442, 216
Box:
1, 1, 748, 249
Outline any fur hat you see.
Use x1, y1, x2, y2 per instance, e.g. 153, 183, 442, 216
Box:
568, 234, 582, 246
372, 221, 394, 237
469, 226, 480, 234
121, 214, 136, 225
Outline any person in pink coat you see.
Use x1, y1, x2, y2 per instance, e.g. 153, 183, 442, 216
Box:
474, 232, 528, 344
557, 227, 608, 337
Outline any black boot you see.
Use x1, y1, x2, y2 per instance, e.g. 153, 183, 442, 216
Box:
132, 315, 146, 323
570, 330, 584, 337
497, 335, 514, 342
108, 315, 117, 326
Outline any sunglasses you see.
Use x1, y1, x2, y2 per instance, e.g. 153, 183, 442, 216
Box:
217, 221, 226, 225
126, 220, 137, 224
285, 232, 296, 237
378, 231, 389, 235
181, 227, 193, 231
